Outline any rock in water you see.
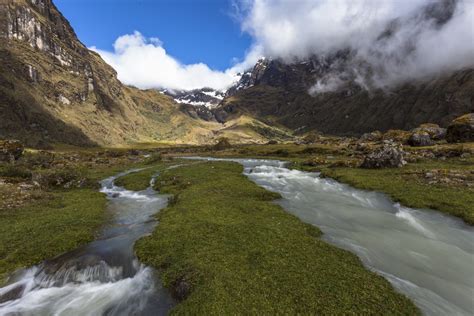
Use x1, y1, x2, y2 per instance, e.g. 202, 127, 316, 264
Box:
0, 140, 24, 162
446, 113, 474, 143
360, 140, 407, 168
408, 131, 434, 147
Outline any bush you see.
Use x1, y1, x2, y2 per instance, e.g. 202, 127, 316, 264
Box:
32, 168, 90, 189
0, 165, 32, 179
145, 153, 162, 165
272, 149, 289, 157
21, 151, 55, 168
213, 137, 232, 150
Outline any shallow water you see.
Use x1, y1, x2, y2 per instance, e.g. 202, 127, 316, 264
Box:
187, 157, 474, 316
0, 169, 174, 316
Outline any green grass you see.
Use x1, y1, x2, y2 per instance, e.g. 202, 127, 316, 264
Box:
135, 161, 419, 315
114, 160, 192, 191
114, 168, 159, 191
0, 155, 155, 284
181, 142, 474, 225
0, 189, 107, 283
318, 159, 474, 225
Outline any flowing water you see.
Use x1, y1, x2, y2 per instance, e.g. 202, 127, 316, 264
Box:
0, 169, 174, 315
186, 157, 474, 316
1, 160, 473, 315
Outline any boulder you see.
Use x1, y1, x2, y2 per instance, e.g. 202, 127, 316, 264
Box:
382, 129, 411, 143
300, 131, 322, 144
359, 131, 383, 142
408, 131, 434, 147
360, 140, 407, 169
446, 113, 474, 143
0, 140, 24, 162
412, 123, 446, 141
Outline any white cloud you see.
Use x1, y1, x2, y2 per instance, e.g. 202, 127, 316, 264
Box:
91, 31, 259, 91
92, 1, 474, 92
237, 0, 474, 90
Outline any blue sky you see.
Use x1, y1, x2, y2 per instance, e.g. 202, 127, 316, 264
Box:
55, 0, 252, 71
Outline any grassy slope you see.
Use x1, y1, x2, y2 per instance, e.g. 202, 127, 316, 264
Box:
135, 161, 419, 315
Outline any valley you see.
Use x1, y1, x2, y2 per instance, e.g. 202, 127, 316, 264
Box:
0, 0, 473, 315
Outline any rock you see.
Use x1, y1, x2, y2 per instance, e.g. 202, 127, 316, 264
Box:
360, 141, 407, 169
359, 131, 383, 142
300, 131, 322, 144
408, 131, 434, 147
172, 277, 191, 301
0, 140, 24, 162
382, 129, 411, 143
412, 123, 446, 141
446, 113, 474, 143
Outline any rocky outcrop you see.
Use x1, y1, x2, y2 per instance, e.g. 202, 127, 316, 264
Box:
446, 113, 474, 143
360, 141, 407, 169
0, 139, 24, 162
412, 124, 446, 141
360, 131, 383, 142
408, 131, 434, 147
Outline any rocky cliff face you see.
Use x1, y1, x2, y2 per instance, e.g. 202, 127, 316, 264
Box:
219, 54, 474, 135
0, 0, 225, 147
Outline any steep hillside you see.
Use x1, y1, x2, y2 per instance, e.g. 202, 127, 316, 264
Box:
0, 0, 287, 147
0, 0, 219, 147
218, 57, 474, 136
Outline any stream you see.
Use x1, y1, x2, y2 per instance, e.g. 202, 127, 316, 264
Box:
0, 170, 174, 315
0, 159, 473, 315
186, 157, 474, 316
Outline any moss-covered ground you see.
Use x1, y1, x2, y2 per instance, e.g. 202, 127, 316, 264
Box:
135, 161, 419, 315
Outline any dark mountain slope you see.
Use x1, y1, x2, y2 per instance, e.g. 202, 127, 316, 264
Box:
218, 58, 474, 135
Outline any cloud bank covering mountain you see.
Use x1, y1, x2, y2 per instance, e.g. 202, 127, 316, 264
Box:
93, 0, 474, 92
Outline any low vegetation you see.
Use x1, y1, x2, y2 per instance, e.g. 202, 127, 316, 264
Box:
135, 161, 419, 314
0, 149, 156, 284
317, 159, 474, 225
0, 189, 106, 284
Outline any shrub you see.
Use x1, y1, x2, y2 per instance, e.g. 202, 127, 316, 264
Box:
0, 165, 32, 179
145, 153, 162, 165
32, 168, 90, 189
213, 137, 232, 150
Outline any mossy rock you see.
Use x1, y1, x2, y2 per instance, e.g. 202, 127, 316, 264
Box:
446, 113, 474, 143
0, 140, 24, 162
382, 129, 411, 143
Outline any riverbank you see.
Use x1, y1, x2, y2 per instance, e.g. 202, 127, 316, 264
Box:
168, 142, 474, 225
134, 161, 419, 314
0, 149, 159, 284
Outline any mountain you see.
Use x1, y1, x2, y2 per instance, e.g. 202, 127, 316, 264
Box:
217, 55, 474, 136
1, 0, 471, 147
165, 87, 225, 109
0, 0, 290, 147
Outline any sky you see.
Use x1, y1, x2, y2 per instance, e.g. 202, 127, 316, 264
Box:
54, 0, 474, 92
55, 0, 252, 71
